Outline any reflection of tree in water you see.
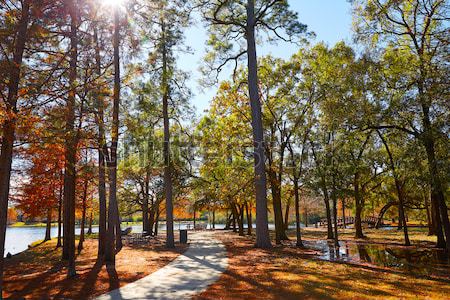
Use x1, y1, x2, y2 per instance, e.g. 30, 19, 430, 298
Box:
357, 244, 372, 263
326, 241, 336, 261
315, 240, 449, 276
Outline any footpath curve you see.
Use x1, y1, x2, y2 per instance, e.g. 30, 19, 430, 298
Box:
95, 231, 228, 300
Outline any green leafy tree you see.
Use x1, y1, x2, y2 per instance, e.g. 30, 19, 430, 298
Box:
198, 0, 308, 248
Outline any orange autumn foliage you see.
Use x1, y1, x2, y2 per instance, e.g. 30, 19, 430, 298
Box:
17, 142, 64, 219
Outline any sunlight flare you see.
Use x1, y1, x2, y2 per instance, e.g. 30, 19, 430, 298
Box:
100, 0, 125, 8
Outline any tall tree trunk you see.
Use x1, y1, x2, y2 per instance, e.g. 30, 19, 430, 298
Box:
423, 133, 449, 251
237, 205, 244, 236
331, 191, 339, 247
115, 213, 122, 252
87, 211, 93, 235
293, 176, 303, 247
245, 202, 252, 235
143, 172, 149, 234
420, 85, 449, 252
341, 199, 346, 229
378, 131, 410, 246
424, 193, 433, 236
149, 200, 156, 236
154, 207, 160, 236
62, 0, 79, 278
161, 17, 175, 249
78, 178, 88, 253
310, 143, 333, 239
212, 210, 216, 230
231, 207, 237, 232
430, 196, 444, 245
289, 142, 305, 247
44, 208, 52, 242
284, 199, 290, 231
246, 0, 271, 249
323, 192, 334, 240
94, 22, 107, 259
105, 7, 121, 264
269, 169, 288, 244
354, 173, 365, 239
57, 178, 63, 248
397, 205, 403, 230
375, 201, 397, 229
193, 208, 196, 229
0, 1, 30, 295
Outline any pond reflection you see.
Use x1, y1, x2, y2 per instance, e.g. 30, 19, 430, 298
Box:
306, 240, 450, 277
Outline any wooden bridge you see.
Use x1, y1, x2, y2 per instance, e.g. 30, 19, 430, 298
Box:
317, 216, 379, 228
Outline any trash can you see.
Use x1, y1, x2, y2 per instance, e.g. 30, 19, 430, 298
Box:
180, 229, 188, 244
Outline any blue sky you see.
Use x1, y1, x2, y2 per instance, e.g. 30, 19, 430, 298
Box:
178, 0, 354, 115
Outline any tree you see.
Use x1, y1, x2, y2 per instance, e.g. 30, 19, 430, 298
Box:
104, 3, 122, 264
17, 141, 65, 242
0, 0, 31, 294
199, 0, 308, 248
131, 0, 192, 247
61, 0, 80, 277
353, 0, 450, 252
377, 130, 410, 245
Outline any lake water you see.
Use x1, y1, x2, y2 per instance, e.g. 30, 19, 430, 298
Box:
4, 222, 227, 257
306, 239, 450, 277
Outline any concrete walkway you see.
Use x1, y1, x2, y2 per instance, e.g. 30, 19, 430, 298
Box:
95, 231, 228, 300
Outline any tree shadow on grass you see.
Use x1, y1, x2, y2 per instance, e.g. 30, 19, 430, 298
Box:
76, 257, 105, 298
201, 233, 450, 300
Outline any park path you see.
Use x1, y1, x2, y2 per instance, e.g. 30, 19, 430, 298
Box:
95, 231, 228, 300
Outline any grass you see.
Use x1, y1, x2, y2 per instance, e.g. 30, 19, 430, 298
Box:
298, 226, 438, 247
195, 229, 450, 300
9, 222, 49, 227
3, 235, 187, 299
4, 226, 448, 299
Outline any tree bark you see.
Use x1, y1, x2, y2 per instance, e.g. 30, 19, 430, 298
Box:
289, 145, 304, 247
143, 172, 149, 234
236, 204, 244, 236
78, 178, 88, 253
0, 1, 30, 296
341, 199, 346, 229
284, 199, 290, 231
424, 193, 433, 236
149, 199, 156, 236
423, 129, 449, 251
87, 211, 93, 235
94, 21, 107, 259
105, 7, 121, 265
354, 172, 365, 239
331, 191, 339, 247
419, 78, 449, 252
154, 208, 160, 236
57, 178, 63, 248
268, 169, 288, 244
375, 201, 397, 229
293, 175, 303, 247
44, 208, 52, 242
245, 202, 252, 235
193, 208, 196, 229
246, 0, 271, 249
161, 17, 175, 249
62, 0, 78, 278
323, 192, 334, 240
231, 206, 237, 232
